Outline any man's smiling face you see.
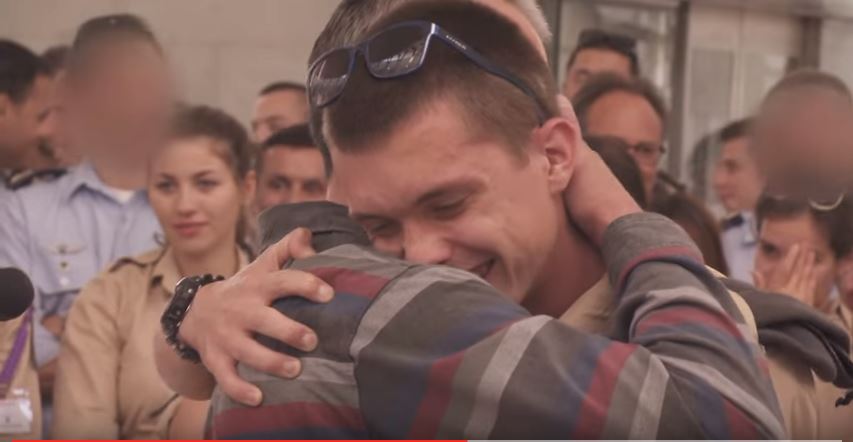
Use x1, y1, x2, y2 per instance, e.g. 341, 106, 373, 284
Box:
328, 100, 568, 302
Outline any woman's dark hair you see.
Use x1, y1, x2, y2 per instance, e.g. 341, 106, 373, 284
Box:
585, 135, 647, 209
169, 105, 253, 178
755, 194, 853, 259
165, 105, 257, 254
651, 192, 729, 274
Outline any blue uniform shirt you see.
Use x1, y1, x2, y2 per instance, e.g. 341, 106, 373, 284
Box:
0, 162, 161, 365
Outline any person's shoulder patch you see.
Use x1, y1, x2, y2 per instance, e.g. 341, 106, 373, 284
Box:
108, 249, 164, 273
722, 212, 745, 230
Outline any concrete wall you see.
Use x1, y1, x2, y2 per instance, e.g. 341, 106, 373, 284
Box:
0, 0, 339, 125
821, 18, 853, 90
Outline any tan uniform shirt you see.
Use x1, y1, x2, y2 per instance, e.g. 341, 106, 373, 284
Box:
816, 299, 853, 442
53, 247, 247, 439
0, 314, 41, 441
560, 274, 851, 440
825, 299, 853, 346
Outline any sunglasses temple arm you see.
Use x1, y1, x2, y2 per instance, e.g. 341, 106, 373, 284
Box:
434, 31, 548, 124
471, 54, 549, 124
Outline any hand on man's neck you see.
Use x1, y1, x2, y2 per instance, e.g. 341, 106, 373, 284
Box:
520, 96, 643, 318
523, 215, 605, 318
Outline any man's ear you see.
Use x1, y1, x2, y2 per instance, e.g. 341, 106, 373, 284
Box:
532, 116, 581, 194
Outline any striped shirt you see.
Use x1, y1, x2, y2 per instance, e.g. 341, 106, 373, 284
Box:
209, 213, 785, 439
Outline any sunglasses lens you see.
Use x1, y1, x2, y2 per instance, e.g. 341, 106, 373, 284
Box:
367, 24, 430, 78
309, 48, 352, 107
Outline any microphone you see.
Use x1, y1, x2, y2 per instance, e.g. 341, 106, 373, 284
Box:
0, 268, 34, 321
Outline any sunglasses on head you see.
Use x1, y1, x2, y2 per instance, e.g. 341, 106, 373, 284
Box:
307, 20, 549, 124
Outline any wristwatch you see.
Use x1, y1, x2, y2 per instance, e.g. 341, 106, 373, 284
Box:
161, 274, 224, 363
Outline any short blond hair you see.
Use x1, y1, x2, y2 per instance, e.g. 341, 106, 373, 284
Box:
506, 0, 552, 45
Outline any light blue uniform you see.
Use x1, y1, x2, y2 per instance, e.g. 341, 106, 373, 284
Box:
0, 162, 161, 366
721, 210, 758, 284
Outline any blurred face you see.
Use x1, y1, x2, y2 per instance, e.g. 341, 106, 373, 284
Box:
255, 146, 327, 212
563, 49, 633, 98
752, 88, 853, 198
327, 102, 571, 302
712, 136, 764, 213
754, 212, 837, 307
583, 91, 664, 199
836, 253, 853, 311
68, 40, 173, 162
0, 75, 53, 168
148, 137, 247, 257
251, 90, 309, 142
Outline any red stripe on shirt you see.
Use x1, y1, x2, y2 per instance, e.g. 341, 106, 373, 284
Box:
407, 351, 467, 439
723, 394, 761, 439
617, 246, 704, 291
635, 305, 742, 338
308, 266, 391, 299
570, 341, 636, 439
212, 401, 365, 438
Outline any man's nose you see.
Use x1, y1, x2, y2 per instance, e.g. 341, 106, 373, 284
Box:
712, 171, 727, 189
176, 187, 199, 214
402, 224, 452, 266
291, 187, 310, 204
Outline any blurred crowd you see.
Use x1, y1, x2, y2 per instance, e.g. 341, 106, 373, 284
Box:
1, 0, 853, 440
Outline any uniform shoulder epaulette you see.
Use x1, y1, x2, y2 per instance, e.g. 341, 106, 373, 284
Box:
5, 168, 67, 191
108, 248, 165, 273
